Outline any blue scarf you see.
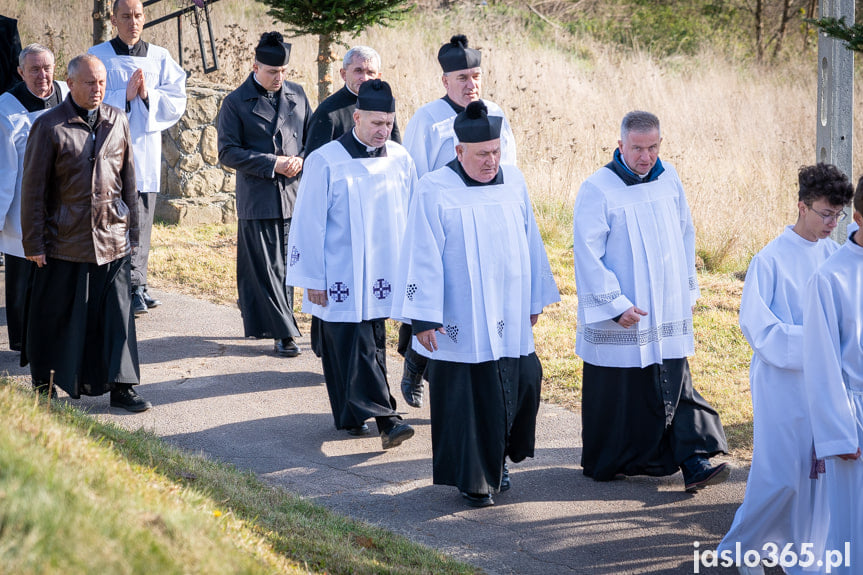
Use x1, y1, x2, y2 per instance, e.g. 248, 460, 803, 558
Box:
605, 148, 665, 186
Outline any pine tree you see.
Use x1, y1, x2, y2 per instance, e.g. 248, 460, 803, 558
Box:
257, 0, 413, 103
808, 16, 863, 53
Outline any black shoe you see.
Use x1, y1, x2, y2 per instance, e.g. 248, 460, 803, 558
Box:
32, 378, 56, 399
141, 288, 161, 309
681, 456, 731, 493
274, 338, 300, 357
381, 423, 414, 449
346, 424, 371, 436
399, 360, 424, 408
461, 491, 494, 507
131, 289, 148, 317
110, 385, 152, 413
500, 463, 511, 492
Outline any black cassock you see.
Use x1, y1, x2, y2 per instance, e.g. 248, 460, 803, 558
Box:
318, 318, 400, 430
5, 254, 33, 351
236, 218, 300, 340
426, 353, 543, 494
580, 358, 728, 481
22, 256, 139, 397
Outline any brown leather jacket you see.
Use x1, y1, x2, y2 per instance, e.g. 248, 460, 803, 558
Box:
21, 95, 138, 265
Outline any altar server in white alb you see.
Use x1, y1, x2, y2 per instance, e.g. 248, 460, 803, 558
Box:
395, 101, 559, 508
718, 163, 853, 575
0, 44, 67, 352
89, 0, 187, 316
287, 80, 416, 450
573, 111, 729, 492
397, 33, 517, 410
803, 182, 863, 575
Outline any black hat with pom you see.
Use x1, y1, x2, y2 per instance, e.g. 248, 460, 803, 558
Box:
255, 31, 291, 66
437, 34, 481, 73
453, 101, 501, 142
356, 79, 396, 112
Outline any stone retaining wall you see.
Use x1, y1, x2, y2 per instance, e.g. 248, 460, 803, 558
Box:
156, 79, 237, 226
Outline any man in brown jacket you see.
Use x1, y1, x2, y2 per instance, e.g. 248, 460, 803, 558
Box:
20, 53, 149, 412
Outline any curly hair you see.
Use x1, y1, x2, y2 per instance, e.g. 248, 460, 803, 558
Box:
798, 163, 854, 206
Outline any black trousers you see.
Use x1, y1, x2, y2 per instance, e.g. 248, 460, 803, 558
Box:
397, 322, 429, 375
22, 256, 140, 398
130, 191, 156, 290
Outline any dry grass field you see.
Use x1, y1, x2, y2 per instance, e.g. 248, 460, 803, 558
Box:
4, 0, 860, 456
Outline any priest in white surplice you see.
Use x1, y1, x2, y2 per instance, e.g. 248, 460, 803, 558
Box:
0, 44, 67, 353
287, 80, 416, 451
396, 33, 518, 411
89, 0, 186, 316
802, 183, 863, 575
573, 111, 729, 492
718, 163, 853, 575
395, 101, 559, 508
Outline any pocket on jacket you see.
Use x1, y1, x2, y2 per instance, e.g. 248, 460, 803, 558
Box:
56, 203, 90, 240
108, 197, 129, 227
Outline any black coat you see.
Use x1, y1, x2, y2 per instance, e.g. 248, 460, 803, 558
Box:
217, 73, 312, 220
304, 85, 401, 156
0, 16, 21, 95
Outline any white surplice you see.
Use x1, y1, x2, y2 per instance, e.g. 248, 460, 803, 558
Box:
88, 41, 186, 194
803, 237, 863, 575
718, 227, 834, 572
394, 164, 560, 363
0, 82, 69, 257
402, 98, 517, 178
286, 140, 416, 322
573, 162, 699, 368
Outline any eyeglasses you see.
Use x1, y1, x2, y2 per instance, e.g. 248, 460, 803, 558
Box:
807, 205, 848, 224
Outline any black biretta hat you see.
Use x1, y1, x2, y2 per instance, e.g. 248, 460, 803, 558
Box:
255, 31, 291, 66
437, 34, 481, 73
356, 79, 396, 113
453, 101, 502, 142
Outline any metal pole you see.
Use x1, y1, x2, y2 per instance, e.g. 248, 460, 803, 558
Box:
817, 0, 854, 242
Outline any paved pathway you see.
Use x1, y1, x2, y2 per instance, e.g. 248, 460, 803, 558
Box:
0, 285, 763, 574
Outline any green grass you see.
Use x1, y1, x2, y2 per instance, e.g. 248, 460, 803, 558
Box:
150, 211, 757, 459
0, 381, 477, 574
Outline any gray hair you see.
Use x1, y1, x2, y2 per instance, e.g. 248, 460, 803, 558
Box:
343, 46, 381, 71
18, 43, 53, 68
621, 110, 660, 140
67, 54, 104, 79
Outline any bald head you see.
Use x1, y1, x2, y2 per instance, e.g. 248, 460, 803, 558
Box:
67, 55, 107, 110
112, 0, 145, 45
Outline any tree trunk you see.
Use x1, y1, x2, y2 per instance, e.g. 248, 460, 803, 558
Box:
803, 0, 818, 50
754, 0, 764, 63
772, 0, 792, 58
316, 33, 337, 104
92, 0, 113, 45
